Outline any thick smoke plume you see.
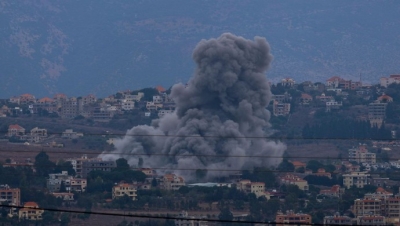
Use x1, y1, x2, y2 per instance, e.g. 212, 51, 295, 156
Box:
100, 33, 286, 180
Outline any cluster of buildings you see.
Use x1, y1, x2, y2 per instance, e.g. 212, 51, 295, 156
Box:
3, 85, 176, 121
271, 74, 398, 124
6, 124, 47, 143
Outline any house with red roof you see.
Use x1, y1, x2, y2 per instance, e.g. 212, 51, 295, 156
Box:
377, 94, 393, 103
161, 174, 185, 190
155, 85, 166, 93
7, 124, 25, 137
19, 94, 36, 105
320, 185, 343, 197
300, 93, 313, 105
18, 201, 44, 220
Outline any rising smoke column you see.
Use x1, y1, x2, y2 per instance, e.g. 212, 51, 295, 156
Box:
100, 33, 286, 180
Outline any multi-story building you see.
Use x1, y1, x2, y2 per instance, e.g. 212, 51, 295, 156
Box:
0, 185, 20, 206
121, 100, 135, 111
348, 145, 376, 164
68, 178, 87, 192
19, 94, 36, 105
82, 94, 97, 105
66, 155, 115, 178
275, 210, 312, 226
161, 174, 185, 191
353, 198, 382, 216
323, 213, 352, 225
272, 101, 291, 116
343, 171, 370, 189
236, 180, 265, 198
112, 182, 137, 200
47, 171, 87, 192
18, 202, 44, 221
356, 215, 385, 225
81, 159, 116, 178
380, 74, 400, 88
60, 98, 79, 119
29, 127, 48, 143
279, 174, 309, 191
47, 171, 73, 192
272, 93, 292, 103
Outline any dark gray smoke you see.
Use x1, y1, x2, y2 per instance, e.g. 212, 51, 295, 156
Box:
100, 33, 286, 180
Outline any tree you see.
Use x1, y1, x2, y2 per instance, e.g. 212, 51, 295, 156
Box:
34, 151, 56, 177
116, 158, 130, 171
218, 207, 233, 225
277, 159, 294, 172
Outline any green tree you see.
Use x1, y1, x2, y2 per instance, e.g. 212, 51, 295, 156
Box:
218, 207, 233, 225
277, 159, 295, 172
116, 158, 130, 171
34, 151, 56, 177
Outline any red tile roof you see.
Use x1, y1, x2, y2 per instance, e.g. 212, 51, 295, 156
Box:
155, 85, 166, 93
8, 124, 24, 130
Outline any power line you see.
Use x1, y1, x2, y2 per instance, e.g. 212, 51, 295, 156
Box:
1, 130, 398, 141
0, 148, 399, 162
0, 203, 332, 226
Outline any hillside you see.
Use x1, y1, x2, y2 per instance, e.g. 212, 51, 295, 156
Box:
1, 0, 400, 97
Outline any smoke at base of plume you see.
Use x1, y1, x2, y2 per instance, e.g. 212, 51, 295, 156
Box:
100, 33, 286, 180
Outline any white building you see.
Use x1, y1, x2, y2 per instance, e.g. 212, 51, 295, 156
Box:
380, 75, 400, 88
343, 171, 370, 189
121, 100, 135, 111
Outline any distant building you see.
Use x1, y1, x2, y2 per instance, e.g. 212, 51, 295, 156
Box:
19, 94, 36, 105
61, 129, 83, 139
7, 124, 25, 137
0, 185, 20, 206
313, 168, 332, 179
275, 210, 312, 226
29, 127, 47, 143
343, 171, 370, 189
279, 174, 309, 191
60, 98, 79, 119
319, 185, 344, 198
81, 159, 116, 178
356, 215, 385, 225
47, 171, 87, 192
280, 78, 295, 87
348, 145, 376, 164
112, 182, 137, 201
300, 93, 313, 105
323, 213, 352, 225
161, 174, 185, 191
51, 192, 74, 201
368, 102, 387, 127
18, 202, 44, 221
272, 101, 291, 116
380, 74, 400, 88
236, 180, 265, 198
121, 100, 135, 111
175, 211, 208, 226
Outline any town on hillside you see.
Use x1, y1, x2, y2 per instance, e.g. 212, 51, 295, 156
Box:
1, 75, 400, 225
